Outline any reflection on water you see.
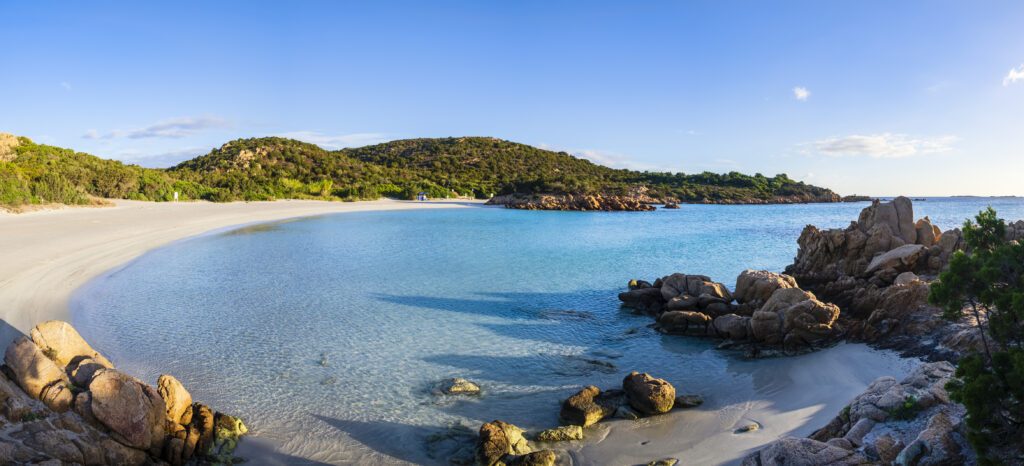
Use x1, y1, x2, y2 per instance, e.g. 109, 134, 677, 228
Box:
70, 198, 1024, 464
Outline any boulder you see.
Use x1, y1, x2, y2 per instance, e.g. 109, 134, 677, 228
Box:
618, 287, 665, 314
660, 273, 732, 302
158, 374, 192, 425
740, 437, 869, 466
90, 370, 167, 451
734, 270, 798, 306
915, 217, 939, 247
476, 420, 531, 466
29, 320, 113, 368
69, 358, 108, 388
622, 372, 675, 415
4, 336, 72, 411
665, 295, 699, 311
865, 244, 925, 274
750, 310, 783, 344
657, 311, 711, 333
191, 403, 216, 456
713, 314, 749, 340
894, 271, 919, 286
559, 386, 617, 427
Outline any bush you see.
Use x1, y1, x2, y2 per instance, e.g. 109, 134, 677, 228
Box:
888, 396, 920, 421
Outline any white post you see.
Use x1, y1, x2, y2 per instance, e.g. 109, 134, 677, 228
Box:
174, 191, 179, 202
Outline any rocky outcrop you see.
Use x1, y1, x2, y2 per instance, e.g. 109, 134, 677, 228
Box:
785, 197, 963, 287
779, 197, 1023, 360
0, 321, 248, 464
620, 271, 841, 354
486, 193, 656, 211
0, 132, 19, 162
743, 361, 972, 466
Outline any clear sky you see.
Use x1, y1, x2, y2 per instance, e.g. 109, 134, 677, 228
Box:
2, 1, 1023, 196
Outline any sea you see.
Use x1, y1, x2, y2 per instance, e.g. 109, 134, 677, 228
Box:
70, 197, 1024, 464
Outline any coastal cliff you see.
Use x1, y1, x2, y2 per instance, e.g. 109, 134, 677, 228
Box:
0, 321, 247, 464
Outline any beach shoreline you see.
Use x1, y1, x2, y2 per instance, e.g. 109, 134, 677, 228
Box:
0, 198, 486, 349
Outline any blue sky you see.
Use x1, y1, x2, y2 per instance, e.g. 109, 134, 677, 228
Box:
2, 1, 1023, 196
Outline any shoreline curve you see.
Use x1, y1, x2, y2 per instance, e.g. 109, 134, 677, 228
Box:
0, 198, 485, 348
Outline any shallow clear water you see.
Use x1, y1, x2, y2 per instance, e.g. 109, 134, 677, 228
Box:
71, 198, 1024, 465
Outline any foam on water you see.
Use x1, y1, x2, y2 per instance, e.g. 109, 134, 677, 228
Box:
70, 198, 1024, 464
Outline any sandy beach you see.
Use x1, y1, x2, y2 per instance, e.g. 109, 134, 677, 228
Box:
0, 198, 485, 349
0, 198, 922, 465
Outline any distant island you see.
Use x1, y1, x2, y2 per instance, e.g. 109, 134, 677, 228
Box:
1, 133, 855, 211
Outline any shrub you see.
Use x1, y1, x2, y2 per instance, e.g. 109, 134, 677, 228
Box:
930, 208, 1024, 463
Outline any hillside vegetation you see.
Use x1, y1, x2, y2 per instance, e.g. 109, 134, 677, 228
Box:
0, 133, 841, 209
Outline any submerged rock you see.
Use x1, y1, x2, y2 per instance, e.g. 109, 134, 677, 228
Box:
674, 394, 703, 409
533, 425, 583, 442
432, 377, 481, 396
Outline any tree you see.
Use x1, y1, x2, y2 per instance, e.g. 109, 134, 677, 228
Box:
929, 207, 1024, 463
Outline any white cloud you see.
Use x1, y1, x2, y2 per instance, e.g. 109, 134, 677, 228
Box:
60, 82, 71, 91
805, 133, 957, 158
1003, 64, 1024, 86
275, 131, 388, 149
82, 129, 100, 139
793, 86, 810, 101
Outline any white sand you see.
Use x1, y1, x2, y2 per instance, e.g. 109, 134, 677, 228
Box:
0, 198, 485, 347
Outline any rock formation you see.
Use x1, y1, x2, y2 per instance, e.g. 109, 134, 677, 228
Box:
0, 320, 248, 464
784, 196, 1024, 359
619, 271, 842, 354
742, 361, 972, 465
475, 420, 555, 466
487, 193, 656, 211
620, 197, 1023, 360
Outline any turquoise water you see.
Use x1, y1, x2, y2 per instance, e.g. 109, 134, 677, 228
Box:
71, 198, 1024, 464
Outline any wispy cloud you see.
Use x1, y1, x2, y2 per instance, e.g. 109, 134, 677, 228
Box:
805, 133, 957, 158
127, 115, 231, 139
84, 115, 232, 140
536, 143, 670, 172
60, 82, 71, 91
1003, 64, 1024, 86
275, 131, 388, 149
793, 86, 810, 101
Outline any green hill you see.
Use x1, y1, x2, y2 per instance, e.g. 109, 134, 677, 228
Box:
0, 133, 842, 209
